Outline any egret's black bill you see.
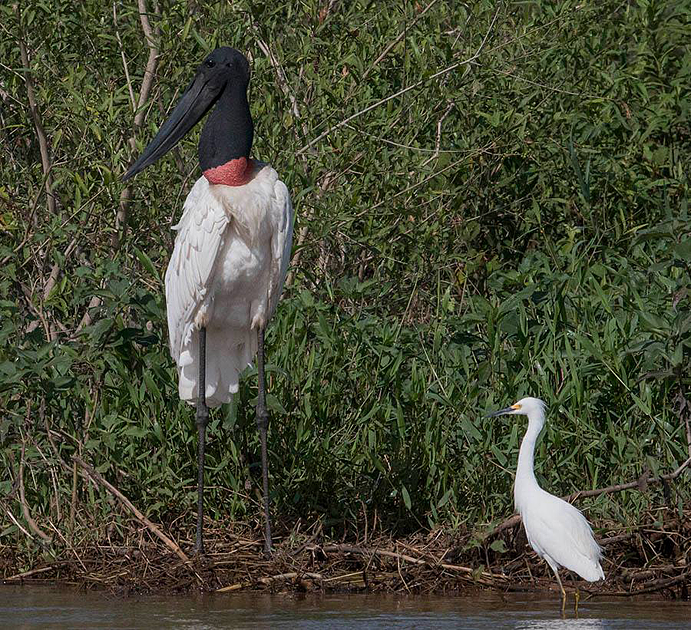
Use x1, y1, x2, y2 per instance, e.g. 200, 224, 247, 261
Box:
485, 406, 515, 418
123, 74, 220, 181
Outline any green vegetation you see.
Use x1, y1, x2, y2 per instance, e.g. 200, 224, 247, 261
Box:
1, 0, 689, 557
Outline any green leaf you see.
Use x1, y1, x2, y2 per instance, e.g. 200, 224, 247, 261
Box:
401, 486, 411, 511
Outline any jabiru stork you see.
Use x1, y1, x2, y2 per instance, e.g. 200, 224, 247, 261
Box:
123, 47, 293, 555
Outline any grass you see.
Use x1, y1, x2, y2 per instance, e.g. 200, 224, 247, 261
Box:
0, 0, 689, 562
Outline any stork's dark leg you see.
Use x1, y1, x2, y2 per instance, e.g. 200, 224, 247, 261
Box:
256, 327, 272, 554
195, 326, 209, 555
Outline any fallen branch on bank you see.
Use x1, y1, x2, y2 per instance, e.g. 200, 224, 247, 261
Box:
306, 543, 507, 586
72, 456, 190, 564
2, 506, 687, 597
218, 571, 324, 592
4, 566, 56, 582
596, 570, 691, 597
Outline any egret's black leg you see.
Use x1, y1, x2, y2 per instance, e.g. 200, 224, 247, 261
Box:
256, 327, 272, 554
195, 326, 209, 555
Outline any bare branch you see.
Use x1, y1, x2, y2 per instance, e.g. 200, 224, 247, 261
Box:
41, 236, 77, 303
252, 33, 313, 288
73, 455, 191, 564
297, 9, 500, 156
14, 4, 56, 216
360, 0, 442, 84
18, 434, 52, 544
4, 566, 55, 581
1, 501, 35, 541
255, 37, 303, 131
113, 0, 160, 248
307, 543, 506, 585
113, 2, 136, 112
421, 101, 455, 167
487, 456, 691, 537
566, 456, 691, 502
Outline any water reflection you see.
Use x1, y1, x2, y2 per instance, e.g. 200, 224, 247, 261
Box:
0, 587, 689, 629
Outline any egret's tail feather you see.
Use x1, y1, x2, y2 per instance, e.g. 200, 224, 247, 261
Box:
177, 327, 258, 407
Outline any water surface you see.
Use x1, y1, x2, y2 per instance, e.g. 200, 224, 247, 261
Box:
1, 586, 689, 628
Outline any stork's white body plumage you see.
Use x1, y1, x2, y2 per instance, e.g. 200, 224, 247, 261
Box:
124, 46, 291, 554
165, 164, 293, 407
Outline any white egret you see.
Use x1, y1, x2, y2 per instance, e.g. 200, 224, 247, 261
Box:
123, 47, 293, 554
487, 397, 604, 613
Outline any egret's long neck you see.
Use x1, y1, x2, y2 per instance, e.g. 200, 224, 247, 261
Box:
515, 411, 544, 495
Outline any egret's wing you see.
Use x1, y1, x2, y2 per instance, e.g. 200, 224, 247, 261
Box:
523, 494, 604, 581
266, 178, 294, 319
165, 177, 229, 362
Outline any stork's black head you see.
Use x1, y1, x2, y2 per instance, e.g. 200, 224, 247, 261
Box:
123, 47, 252, 180
196, 47, 251, 94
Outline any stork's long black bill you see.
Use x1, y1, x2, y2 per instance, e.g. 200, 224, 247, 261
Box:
485, 406, 514, 418
123, 74, 221, 181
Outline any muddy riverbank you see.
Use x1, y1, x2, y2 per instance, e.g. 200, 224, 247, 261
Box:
3, 507, 688, 600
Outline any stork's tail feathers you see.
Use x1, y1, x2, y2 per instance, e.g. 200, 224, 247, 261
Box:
177, 326, 258, 407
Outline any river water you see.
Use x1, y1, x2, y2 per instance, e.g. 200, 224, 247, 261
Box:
1, 587, 689, 628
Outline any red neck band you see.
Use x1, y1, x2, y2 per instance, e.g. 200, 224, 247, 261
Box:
203, 157, 253, 186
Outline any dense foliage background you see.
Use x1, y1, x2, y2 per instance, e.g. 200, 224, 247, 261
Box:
1, 0, 689, 551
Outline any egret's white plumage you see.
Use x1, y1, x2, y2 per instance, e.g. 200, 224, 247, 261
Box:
165, 164, 293, 406
488, 397, 604, 612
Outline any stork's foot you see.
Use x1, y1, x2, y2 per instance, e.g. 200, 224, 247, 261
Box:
560, 587, 567, 617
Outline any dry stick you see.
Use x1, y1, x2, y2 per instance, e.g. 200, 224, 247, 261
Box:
79, 0, 160, 329
21, 282, 52, 341
41, 236, 77, 310
72, 456, 190, 564
359, 0, 442, 85
18, 436, 52, 544
218, 572, 325, 592
14, 4, 55, 216
603, 571, 691, 597
421, 101, 455, 167
113, 1, 137, 113
565, 456, 691, 502
253, 34, 314, 289
71, 385, 99, 530
296, 9, 500, 156
488, 456, 691, 537
255, 37, 303, 126
309, 543, 506, 584
1, 502, 35, 541
113, 0, 160, 248
4, 566, 55, 581
39, 398, 82, 532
